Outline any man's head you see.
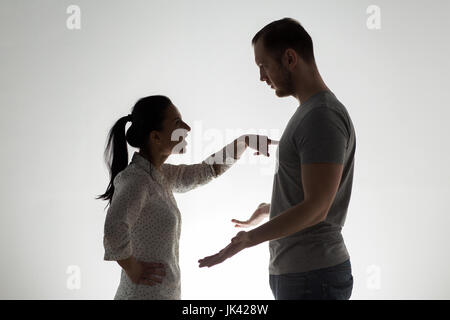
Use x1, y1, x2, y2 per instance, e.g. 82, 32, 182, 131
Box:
252, 18, 316, 98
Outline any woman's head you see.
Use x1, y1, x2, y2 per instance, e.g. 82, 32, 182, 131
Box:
127, 96, 190, 155
97, 95, 191, 205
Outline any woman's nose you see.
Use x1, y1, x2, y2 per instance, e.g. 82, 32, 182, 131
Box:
184, 122, 191, 132
260, 69, 267, 82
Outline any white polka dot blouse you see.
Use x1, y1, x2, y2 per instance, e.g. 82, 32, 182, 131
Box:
103, 151, 235, 299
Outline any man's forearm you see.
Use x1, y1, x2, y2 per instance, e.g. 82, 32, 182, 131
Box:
247, 200, 326, 247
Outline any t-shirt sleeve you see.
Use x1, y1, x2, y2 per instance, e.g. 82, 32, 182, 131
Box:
294, 107, 349, 164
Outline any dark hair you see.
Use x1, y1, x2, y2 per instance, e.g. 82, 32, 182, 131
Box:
252, 17, 315, 64
96, 95, 172, 206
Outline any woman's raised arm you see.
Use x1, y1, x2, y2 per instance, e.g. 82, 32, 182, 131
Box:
161, 135, 278, 193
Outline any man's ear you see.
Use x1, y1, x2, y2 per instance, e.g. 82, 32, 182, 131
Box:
283, 48, 298, 71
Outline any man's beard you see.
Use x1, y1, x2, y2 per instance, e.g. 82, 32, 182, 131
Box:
274, 70, 295, 97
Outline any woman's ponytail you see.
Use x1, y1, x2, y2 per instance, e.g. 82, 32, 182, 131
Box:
96, 115, 131, 206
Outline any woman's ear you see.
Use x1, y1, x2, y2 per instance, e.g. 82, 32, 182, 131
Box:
149, 130, 162, 145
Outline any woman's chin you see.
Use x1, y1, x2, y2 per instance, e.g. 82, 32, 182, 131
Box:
173, 146, 187, 154
170, 141, 188, 155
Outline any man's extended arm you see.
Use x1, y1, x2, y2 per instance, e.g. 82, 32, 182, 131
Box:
198, 162, 343, 268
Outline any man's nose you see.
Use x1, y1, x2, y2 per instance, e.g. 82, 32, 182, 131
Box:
184, 122, 191, 132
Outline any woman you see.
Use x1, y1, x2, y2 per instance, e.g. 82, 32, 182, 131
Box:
97, 95, 275, 299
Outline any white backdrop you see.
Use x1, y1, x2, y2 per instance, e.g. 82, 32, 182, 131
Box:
1, 0, 449, 299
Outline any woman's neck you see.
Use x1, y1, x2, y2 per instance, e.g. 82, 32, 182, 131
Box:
138, 149, 168, 171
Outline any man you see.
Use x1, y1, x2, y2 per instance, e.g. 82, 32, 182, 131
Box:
199, 17, 356, 300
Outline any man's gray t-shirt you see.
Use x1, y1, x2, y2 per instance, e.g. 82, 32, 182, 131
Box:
269, 90, 356, 275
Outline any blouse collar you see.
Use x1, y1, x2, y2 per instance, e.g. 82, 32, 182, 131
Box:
131, 152, 165, 185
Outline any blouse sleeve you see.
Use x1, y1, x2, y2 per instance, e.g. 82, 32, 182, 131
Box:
103, 171, 149, 261
161, 139, 245, 193
161, 162, 217, 193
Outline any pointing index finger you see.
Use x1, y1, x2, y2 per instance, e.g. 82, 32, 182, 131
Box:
269, 139, 279, 145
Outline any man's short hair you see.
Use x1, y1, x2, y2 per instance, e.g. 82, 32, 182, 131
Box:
252, 17, 315, 64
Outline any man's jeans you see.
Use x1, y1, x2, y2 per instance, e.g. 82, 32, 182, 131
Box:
269, 259, 353, 300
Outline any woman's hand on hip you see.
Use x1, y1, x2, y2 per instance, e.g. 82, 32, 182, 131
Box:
120, 256, 166, 286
